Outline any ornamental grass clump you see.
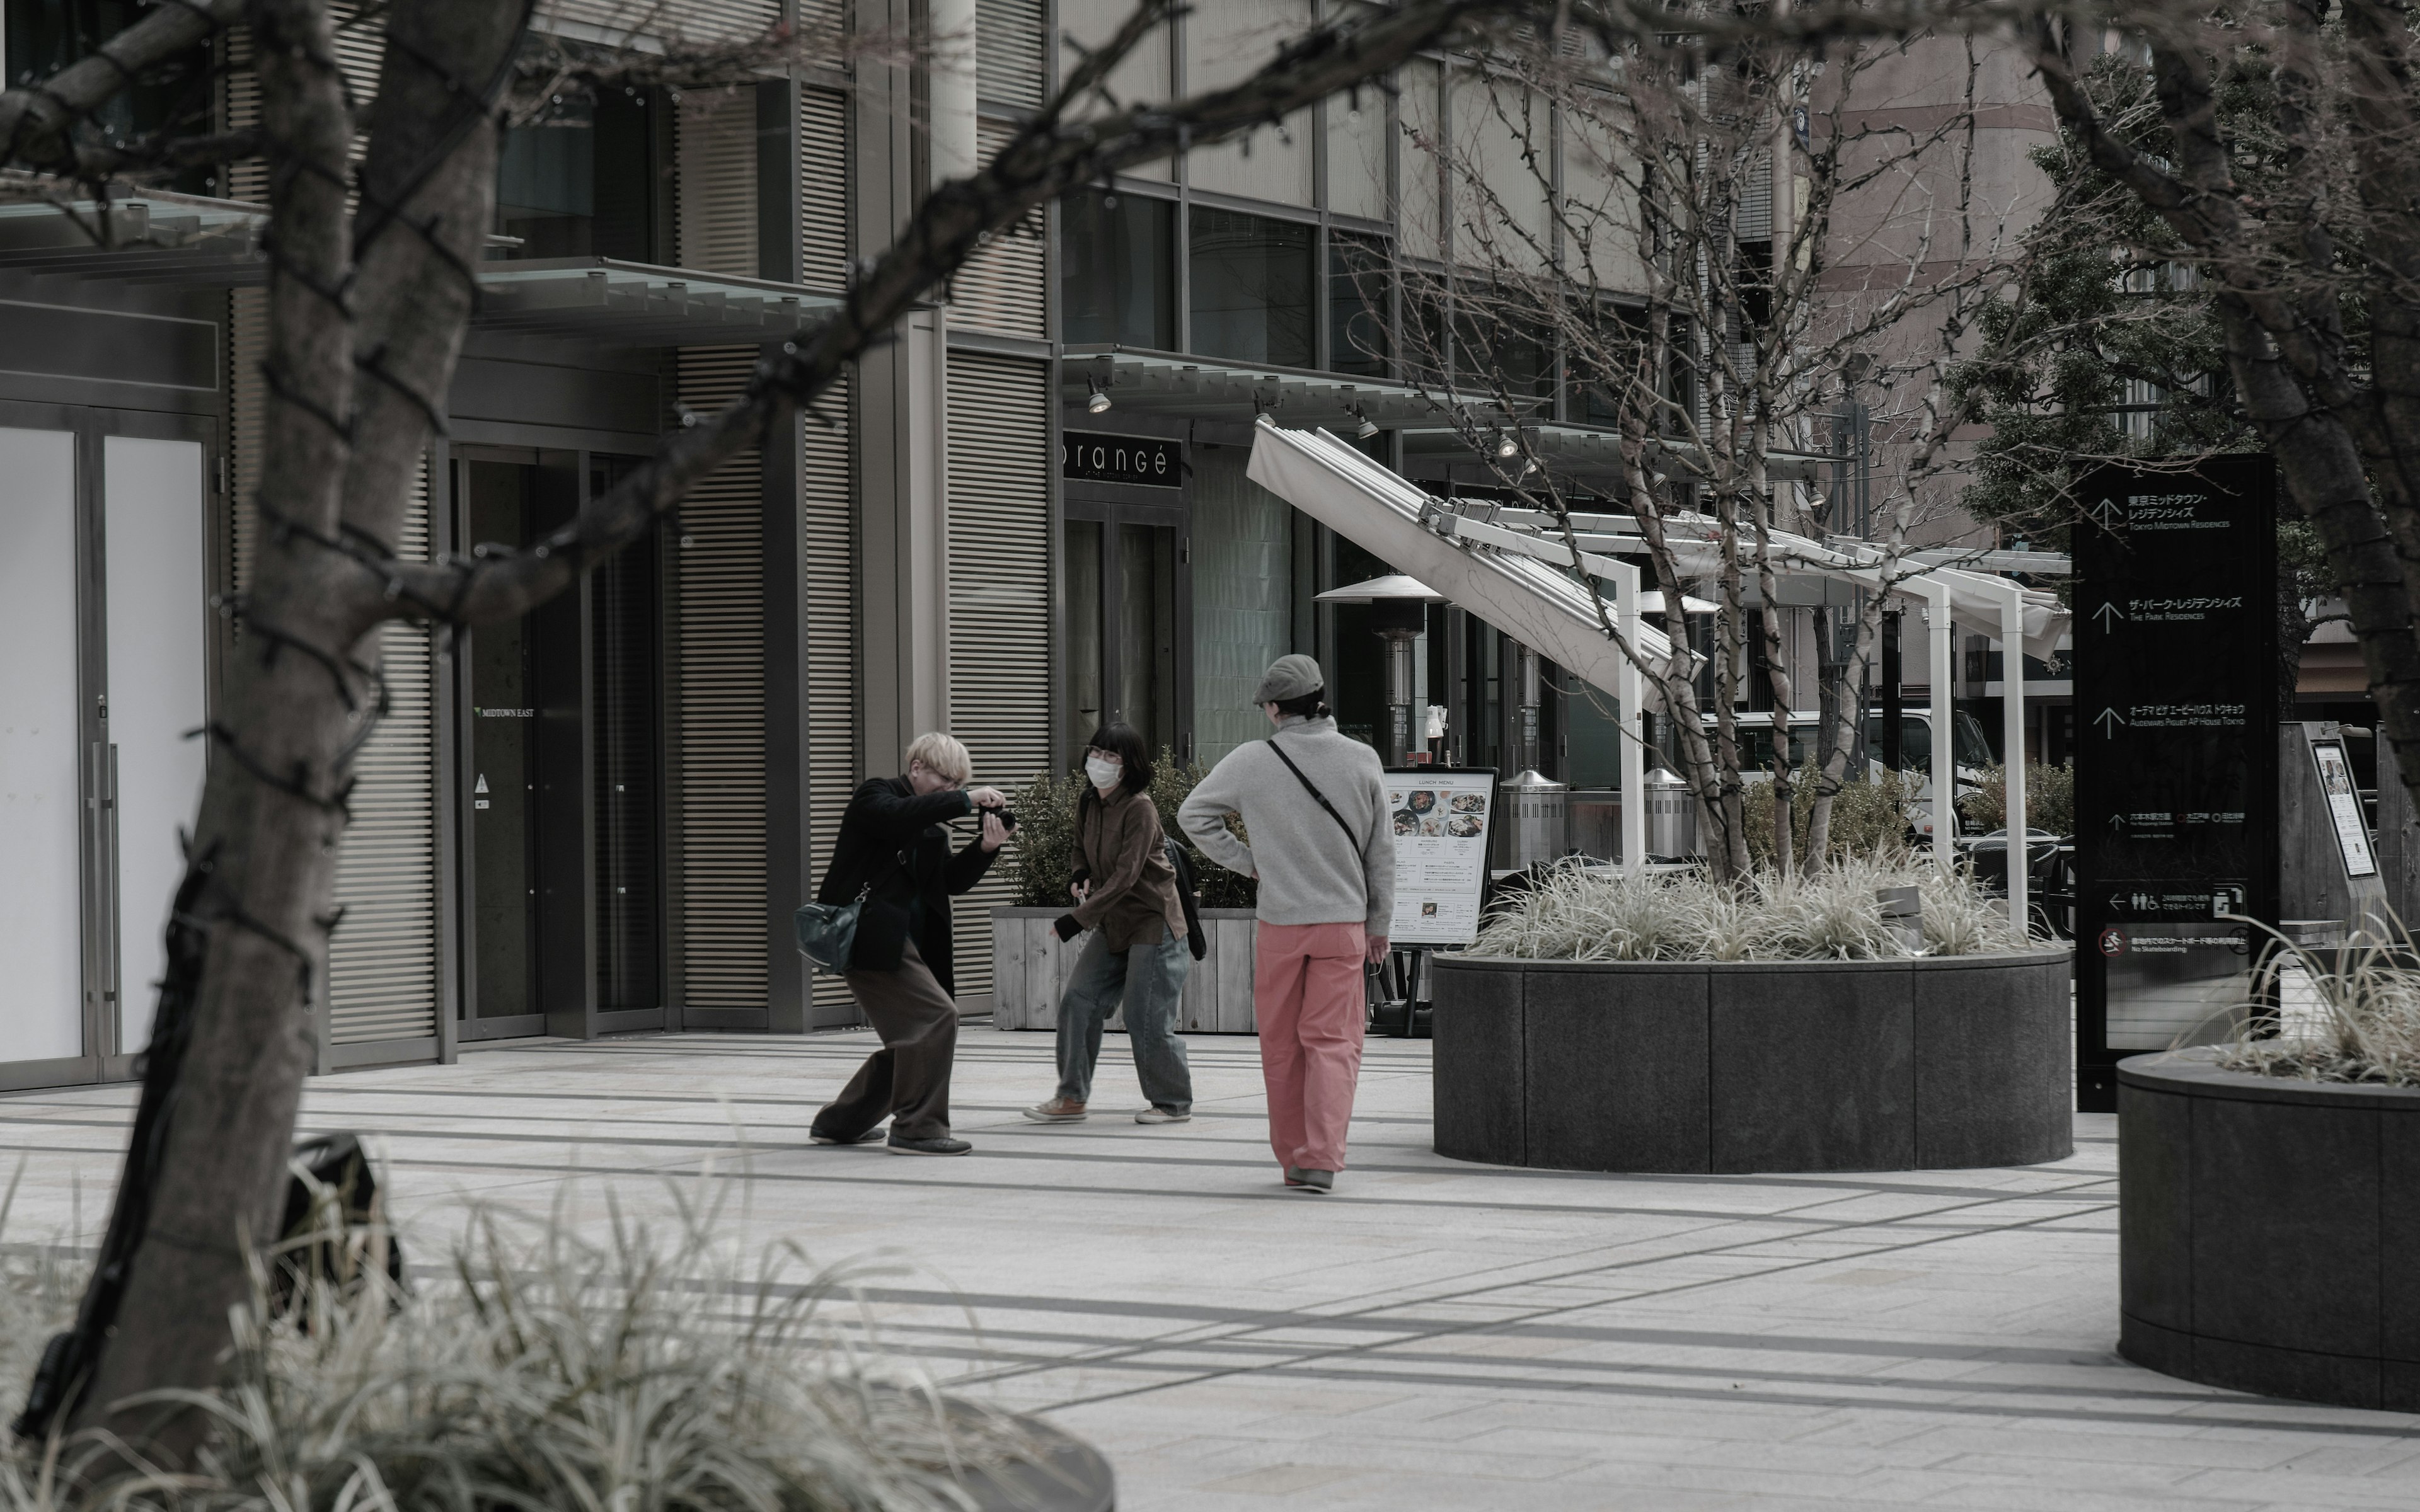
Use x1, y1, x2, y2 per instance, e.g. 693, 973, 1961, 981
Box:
1, 1176, 1046, 1512
2216, 919, 2420, 1087
1467, 856, 2034, 961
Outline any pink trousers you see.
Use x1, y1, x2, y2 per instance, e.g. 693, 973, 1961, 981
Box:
1253, 921, 1368, 1172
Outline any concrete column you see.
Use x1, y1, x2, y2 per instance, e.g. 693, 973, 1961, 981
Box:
850, 0, 952, 776
855, 309, 951, 772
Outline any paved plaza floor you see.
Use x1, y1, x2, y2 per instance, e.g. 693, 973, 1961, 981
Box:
4, 1028, 2417, 1509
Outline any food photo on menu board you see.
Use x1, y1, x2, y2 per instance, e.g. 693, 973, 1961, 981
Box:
1386, 769, 1497, 946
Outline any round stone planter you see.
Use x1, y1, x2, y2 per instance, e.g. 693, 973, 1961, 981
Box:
1431, 951, 2073, 1174
957, 1408, 1116, 1511
2119, 1049, 2420, 1411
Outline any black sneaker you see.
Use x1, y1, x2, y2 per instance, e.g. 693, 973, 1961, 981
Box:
1292, 1169, 1334, 1193
809, 1126, 885, 1146
887, 1133, 973, 1156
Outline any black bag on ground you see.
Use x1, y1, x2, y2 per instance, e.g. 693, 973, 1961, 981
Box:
270, 1132, 405, 1312
1165, 837, 1209, 961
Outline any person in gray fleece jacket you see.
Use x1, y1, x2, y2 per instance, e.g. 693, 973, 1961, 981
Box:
1179, 655, 1393, 1193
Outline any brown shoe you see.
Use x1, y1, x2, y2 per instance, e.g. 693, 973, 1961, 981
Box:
1023, 1096, 1088, 1123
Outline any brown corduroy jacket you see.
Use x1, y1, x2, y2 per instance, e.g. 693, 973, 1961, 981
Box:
1068, 785, 1189, 951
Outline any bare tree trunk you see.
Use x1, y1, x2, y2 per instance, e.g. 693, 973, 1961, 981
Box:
69, 0, 524, 1455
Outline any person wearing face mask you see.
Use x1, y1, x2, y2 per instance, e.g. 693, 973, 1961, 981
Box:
808, 731, 1011, 1155
1023, 723, 1197, 1126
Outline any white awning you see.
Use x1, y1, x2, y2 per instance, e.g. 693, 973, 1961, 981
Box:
1245, 420, 1680, 695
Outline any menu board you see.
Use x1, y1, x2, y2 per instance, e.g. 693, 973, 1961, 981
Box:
2310, 740, 2379, 879
1385, 768, 1497, 946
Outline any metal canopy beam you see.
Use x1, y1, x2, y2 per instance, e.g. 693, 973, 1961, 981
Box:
0, 199, 846, 347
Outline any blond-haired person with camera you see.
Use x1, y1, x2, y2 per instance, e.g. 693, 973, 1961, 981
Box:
809, 732, 1010, 1155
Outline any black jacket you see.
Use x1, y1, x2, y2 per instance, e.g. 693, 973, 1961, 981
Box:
815, 776, 1000, 994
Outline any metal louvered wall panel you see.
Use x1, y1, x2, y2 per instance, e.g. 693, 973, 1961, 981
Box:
949, 119, 1046, 339
329, 455, 439, 1047
803, 378, 856, 1013
801, 103, 855, 1012
800, 88, 849, 291
674, 348, 770, 1009
219, 29, 265, 203
977, 0, 1047, 108
219, 4, 383, 202
539, 0, 782, 42
676, 86, 759, 277
228, 289, 265, 604
945, 353, 1051, 1000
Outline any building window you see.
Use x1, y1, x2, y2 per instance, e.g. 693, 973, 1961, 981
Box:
1328, 233, 1391, 378
7, 0, 210, 192
1060, 189, 1175, 348
1455, 289, 1553, 401
1189, 207, 1313, 368
495, 89, 661, 260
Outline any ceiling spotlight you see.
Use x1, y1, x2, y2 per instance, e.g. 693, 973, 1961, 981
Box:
1496, 433, 1519, 460
1355, 408, 1380, 440
1086, 381, 1112, 415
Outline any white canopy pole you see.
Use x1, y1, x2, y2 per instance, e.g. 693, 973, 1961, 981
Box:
1898, 580, 1955, 880
1605, 559, 1648, 877
1995, 590, 2031, 934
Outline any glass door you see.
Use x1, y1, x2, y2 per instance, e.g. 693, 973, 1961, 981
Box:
0, 429, 84, 1070
102, 436, 210, 1054
455, 450, 663, 1040
1063, 498, 1189, 762
587, 455, 662, 1018
459, 453, 584, 1039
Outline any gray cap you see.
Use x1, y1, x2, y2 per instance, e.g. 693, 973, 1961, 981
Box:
1251, 653, 1326, 705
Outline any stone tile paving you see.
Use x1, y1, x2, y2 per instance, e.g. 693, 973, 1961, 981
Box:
3, 1028, 2416, 1509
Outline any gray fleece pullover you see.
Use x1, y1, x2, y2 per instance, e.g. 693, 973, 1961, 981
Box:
1178, 714, 1395, 935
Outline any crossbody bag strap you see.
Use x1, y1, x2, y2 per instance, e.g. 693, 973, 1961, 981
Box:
854, 846, 911, 905
1267, 737, 1364, 852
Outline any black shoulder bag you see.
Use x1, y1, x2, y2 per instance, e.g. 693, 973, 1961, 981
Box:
1163, 835, 1209, 960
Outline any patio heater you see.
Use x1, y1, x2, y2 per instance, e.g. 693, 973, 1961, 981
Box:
1315, 574, 1446, 764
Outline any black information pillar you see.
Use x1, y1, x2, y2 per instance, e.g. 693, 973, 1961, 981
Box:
2073, 457, 2278, 1111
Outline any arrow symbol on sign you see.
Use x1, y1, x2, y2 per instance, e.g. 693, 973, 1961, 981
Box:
2090, 498, 2124, 530
2108, 892, 2129, 911
2095, 706, 2127, 738
2107, 811, 2128, 833
2094, 600, 2124, 633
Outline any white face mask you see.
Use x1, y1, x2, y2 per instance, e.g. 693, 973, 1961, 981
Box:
1085, 755, 1122, 791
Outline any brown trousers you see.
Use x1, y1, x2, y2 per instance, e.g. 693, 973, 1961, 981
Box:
815, 936, 960, 1141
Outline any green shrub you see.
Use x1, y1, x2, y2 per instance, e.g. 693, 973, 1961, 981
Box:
2218, 919, 2420, 1086
1468, 856, 2038, 961
1010, 749, 1255, 910
1, 1179, 1050, 1511
1740, 766, 1918, 871
1958, 761, 2075, 837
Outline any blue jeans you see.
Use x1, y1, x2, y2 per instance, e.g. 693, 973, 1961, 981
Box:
1055, 925, 1194, 1113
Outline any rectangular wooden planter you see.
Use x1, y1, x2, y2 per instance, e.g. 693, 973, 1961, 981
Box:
991, 907, 1258, 1033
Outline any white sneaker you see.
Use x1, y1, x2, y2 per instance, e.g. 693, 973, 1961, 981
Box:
1134, 1108, 1191, 1124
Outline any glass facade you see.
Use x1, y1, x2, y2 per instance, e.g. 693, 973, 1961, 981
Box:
495, 91, 660, 260
1060, 190, 1177, 348
6, 0, 210, 192
1190, 207, 1315, 367
1064, 519, 1105, 755
1189, 447, 1294, 766
1329, 234, 1392, 377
